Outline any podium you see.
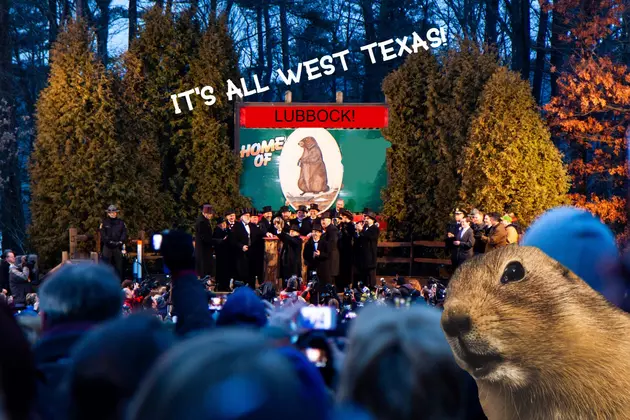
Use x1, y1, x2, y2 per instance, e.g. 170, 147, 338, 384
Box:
263, 236, 309, 289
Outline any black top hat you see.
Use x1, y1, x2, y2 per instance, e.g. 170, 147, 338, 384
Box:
362, 207, 371, 214
202, 204, 214, 214
216, 216, 226, 225
250, 208, 258, 215
297, 205, 308, 212
320, 211, 332, 219
309, 203, 319, 211
365, 211, 377, 221
224, 209, 236, 216
340, 209, 354, 220
312, 223, 323, 232
279, 206, 290, 213
289, 222, 300, 232
262, 206, 273, 213
239, 208, 251, 217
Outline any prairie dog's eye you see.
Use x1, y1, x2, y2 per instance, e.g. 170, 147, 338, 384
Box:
501, 261, 526, 284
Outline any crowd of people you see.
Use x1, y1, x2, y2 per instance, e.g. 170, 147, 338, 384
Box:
194, 199, 380, 293
445, 208, 522, 269
3, 202, 630, 420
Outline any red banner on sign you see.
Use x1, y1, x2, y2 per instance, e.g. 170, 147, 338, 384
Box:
239, 105, 388, 129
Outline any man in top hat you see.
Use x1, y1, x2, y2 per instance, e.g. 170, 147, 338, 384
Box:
230, 208, 254, 288
248, 209, 266, 286
296, 205, 311, 237
446, 208, 465, 266
277, 206, 292, 234
320, 211, 340, 287
195, 204, 215, 279
224, 209, 237, 230
354, 211, 379, 288
273, 221, 303, 283
260, 206, 274, 235
337, 209, 356, 289
100, 204, 128, 280
212, 216, 231, 291
303, 222, 331, 286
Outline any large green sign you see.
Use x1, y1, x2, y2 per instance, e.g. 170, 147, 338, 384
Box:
238, 128, 390, 213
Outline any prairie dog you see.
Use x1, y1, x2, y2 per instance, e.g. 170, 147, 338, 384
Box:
441, 245, 630, 419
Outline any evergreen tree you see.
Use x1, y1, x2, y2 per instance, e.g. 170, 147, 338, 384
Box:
30, 20, 130, 264
381, 49, 440, 239
460, 67, 570, 226
430, 41, 499, 235
188, 17, 250, 216
126, 6, 201, 230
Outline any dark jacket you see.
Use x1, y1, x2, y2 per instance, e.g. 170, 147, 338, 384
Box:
9, 263, 31, 306
195, 214, 214, 277
337, 221, 355, 288
260, 217, 273, 235
213, 226, 231, 290
249, 222, 266, 284
322, 224, 340, 277
355, 224, 379, 270
277, 230, 303, 280
471, 223, 487, 254
303, 238, 330, 284
453, 227, 475, 265
230, 221, 252, 285
297, 218, 312, 237
0, 258, 10, 294
100, 217, 128, 249
445, 220, 460, 251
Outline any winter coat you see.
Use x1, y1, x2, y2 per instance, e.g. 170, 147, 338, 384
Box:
194, 215, 214, 277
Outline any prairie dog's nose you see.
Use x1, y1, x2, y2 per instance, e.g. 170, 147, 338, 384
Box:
442, 309, 472, 337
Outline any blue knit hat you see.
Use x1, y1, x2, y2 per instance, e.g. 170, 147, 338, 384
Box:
521, 206, 619, 295
216, 287, 267, 328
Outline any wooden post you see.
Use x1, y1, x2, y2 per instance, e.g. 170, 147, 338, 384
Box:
62, 251, 69, 263
90, 252, 99, 264
301, 239, 308, 282
95, 230, 101, 254
69, 227, 78, 259
284, 90, 292, 103
336, 91, 343, 103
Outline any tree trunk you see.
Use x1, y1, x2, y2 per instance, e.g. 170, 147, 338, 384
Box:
532, 0, 548, 104
224, 0, 234, 19
76, 0, 86, 20
128, 0, 137, 44
510, 0, 524, 77
279, 0, 289, 72
190, 0, 198, 15
263, 2, 273, 101
549, 5, 563, 97
520, 0, 530, 80
61, 0, 70, 23
210, 0, 217, 20
484, 0, 499, 45
256, 4, 264, 100
48, 0, 58, 46
96, 0, 111, 65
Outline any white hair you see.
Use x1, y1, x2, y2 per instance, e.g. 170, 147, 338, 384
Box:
39, 263, 123, 327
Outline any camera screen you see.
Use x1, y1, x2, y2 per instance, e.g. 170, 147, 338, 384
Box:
297, 307, 337, 330
304, 348, 328, 368
152, 234, 163, 251
344, 311, 357, 319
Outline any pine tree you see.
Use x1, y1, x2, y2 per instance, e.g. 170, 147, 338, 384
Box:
381, 49, 440, 239
460, 67, 570, 226
126, 6, 201, 230
188, 17, 251, 216
430, 41, 499, 234
30, 20, 130, 264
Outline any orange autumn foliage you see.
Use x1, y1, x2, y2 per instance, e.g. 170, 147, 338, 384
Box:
545, 0, 630, 233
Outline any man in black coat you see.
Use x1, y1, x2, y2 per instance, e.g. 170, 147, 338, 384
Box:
275, 222, 303, 283
307, 203, 322, 226
230, 208, 254, 289
337, 210, 355, 289
469, 208, 487, 256
0, 249, 11, 296
260, 206, 274, 234
296, 205, 311, 237
7, 251, 31, 309
212, 217, 231, 292
223, 208, 237, 279
249, 210, 266, 287
194, 204, 215, 278
320, 212, 340, 287
303, 223, 330, 285
445, 208, 465, 266
276, 206, 292, 234
354, 211, 379, 288
329, 199, 345, 221
100, 205, 128, 280
451, 216, 475, 268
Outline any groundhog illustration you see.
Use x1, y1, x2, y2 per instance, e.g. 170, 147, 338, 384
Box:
441, 245, 630, 420
297, 136, 329, 196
